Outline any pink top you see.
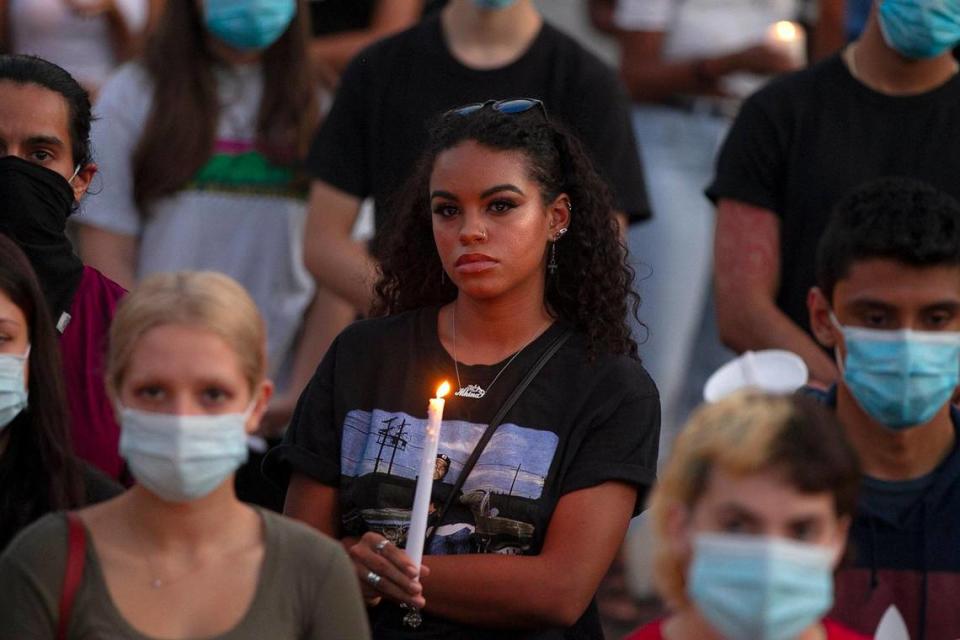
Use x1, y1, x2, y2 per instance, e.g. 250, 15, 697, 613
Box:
59, 267, 126, 480
625, 618, 871, 640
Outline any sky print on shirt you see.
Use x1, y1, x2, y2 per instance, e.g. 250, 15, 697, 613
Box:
341, 409, 558, 500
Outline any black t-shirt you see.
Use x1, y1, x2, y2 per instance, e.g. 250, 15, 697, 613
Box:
308, 0, 377, 36
306, 14, 650, 244
265, 307, 660, 639
706, 55, 960, 334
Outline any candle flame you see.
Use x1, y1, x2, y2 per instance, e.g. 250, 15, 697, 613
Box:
436, 381, 451, 399
773, 21, 798, 41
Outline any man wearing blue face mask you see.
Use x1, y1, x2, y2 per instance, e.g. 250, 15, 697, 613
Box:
805, 177, 960, 639
707, 0, 960, 390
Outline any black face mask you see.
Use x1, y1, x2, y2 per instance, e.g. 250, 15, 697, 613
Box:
0, 156, 84, 320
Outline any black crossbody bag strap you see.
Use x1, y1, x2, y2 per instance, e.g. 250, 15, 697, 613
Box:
426, 329, 572, 547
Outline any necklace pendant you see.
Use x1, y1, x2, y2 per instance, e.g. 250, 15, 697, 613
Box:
455, 384, 486, 399
402, 607, 423, 628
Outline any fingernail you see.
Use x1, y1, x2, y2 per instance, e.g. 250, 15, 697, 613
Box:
406, 566, 419, 578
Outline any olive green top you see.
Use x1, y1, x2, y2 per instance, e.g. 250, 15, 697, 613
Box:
0, 508, 371, 639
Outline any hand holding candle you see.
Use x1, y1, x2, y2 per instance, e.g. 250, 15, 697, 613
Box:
766, 20, 807, 69
405, 381, 451, 572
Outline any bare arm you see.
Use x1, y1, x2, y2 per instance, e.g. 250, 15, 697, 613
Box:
259, 288, 355, 436
284, 473, 341, 536
292, 476, 637, 629
0, 0, 9, 53
813, 0, 846, 61
617, 31, 798, 103
714, 199, 838, 385
77, 224, 139, 290
419, 482, 636, 628
308, 0, 422, 81
304, 181, 378, 314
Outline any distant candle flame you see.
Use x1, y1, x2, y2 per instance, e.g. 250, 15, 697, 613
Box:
772, 21, 798, 41
436, 381, 451, 399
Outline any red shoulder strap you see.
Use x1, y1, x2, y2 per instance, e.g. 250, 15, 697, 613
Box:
57, 513, 87, 640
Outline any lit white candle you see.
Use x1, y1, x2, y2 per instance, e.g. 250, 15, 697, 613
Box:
766, 20, 807, 68
405, 381, 450, 572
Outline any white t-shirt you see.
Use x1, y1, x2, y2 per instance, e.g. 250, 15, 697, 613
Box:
81, 63, 315, 382
614, 0, 799, 60
614, 0, 800, 98
10, 0, 149, 89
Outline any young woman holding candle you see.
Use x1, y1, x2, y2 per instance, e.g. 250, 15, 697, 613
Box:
0, 271, 370, 639
267, 100, 661, 638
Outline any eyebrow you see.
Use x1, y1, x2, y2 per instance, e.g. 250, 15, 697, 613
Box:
25, 135, 65, 148
0, 318, 22, 328
430, 184, 526, 201
480, 184, 524, 198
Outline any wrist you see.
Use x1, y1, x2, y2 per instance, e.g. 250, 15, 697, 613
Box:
694, 57, 720, 85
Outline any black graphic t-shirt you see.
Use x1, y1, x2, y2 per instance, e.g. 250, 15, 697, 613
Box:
265, 307, 660, 639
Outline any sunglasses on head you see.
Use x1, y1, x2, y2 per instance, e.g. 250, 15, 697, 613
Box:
445, 98, 547, 120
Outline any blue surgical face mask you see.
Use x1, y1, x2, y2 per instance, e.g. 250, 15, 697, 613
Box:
0, 346, 29, 430
831, 312, 960, 429
472, 0, 519, 9
688, 533, 835, 640
119, 405, 251, 502
203, 0, 296, 51
878, 0, 960, 59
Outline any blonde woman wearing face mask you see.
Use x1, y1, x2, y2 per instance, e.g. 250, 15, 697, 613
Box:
626, 392, 866, 640
0, 271, 370, 639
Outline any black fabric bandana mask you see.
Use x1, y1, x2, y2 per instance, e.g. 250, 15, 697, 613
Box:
0, 156, 85, 319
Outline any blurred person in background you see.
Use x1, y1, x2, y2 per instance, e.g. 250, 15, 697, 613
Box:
0, 234, 120, 552
706, 0, 960, 388
0, 271, 370, 639
626, 391, 865, 640
614, 0, 801, 450
0, 0, 164, 97
76, 0, 353, 504
302, 0, 649, 318
0, 53, 127, 481
307, 0, 424, 87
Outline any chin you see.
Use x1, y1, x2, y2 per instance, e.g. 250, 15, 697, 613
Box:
454, 280, 506, 300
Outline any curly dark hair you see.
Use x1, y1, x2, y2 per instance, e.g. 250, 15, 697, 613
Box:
373, 106, 641, 360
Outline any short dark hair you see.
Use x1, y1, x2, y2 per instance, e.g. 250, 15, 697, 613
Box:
0, 54, 93, 167
0, 234, 83, 549
816, 177, 960, 301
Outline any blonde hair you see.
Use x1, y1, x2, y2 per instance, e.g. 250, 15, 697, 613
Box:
106, 271, 266, 397
648, 391, 858, 609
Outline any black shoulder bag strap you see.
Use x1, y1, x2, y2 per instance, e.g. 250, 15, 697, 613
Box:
425, 328, 572, 546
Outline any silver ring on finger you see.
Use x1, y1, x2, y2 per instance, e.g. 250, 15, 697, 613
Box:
374, 539, 390, 554
366, 570, 382, 587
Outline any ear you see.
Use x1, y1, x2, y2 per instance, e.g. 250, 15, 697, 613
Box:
71, 162, 97, 202
547, 193, 572, 239
245, 379, 275, 435
808, 286, 839, 349
828, 515, 852, 569
663, 502, 694, 559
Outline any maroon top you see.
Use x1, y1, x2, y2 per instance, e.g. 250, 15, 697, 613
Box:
625, 618, 870, 640
59, 267, 126, 479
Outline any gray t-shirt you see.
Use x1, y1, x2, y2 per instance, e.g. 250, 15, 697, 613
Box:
0, 508, 371, 639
